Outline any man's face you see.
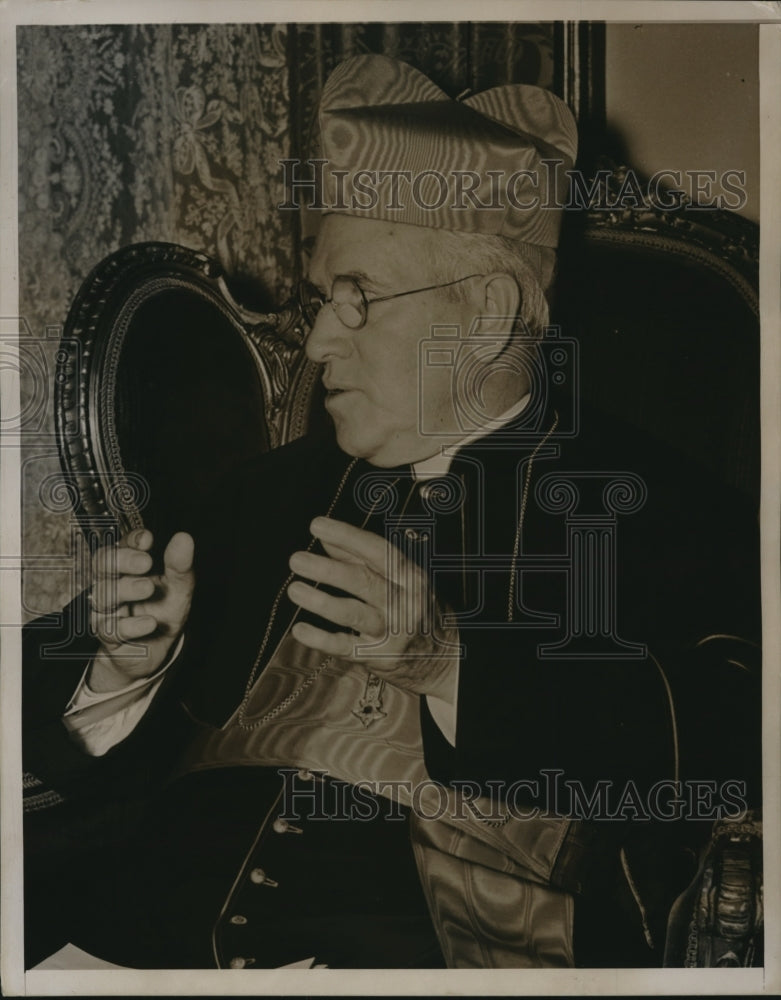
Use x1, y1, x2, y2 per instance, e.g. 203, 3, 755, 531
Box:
305, 215, 480, 467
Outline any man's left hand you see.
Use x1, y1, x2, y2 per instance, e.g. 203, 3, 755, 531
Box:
287, 516, 459, 701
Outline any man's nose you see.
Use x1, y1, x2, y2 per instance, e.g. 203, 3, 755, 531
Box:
304, 305, 353, 364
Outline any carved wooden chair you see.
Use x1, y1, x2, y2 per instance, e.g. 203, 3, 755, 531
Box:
54, 242, 323, 549
53, 181, 762, 968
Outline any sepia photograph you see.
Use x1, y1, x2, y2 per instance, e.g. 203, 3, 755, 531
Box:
1, 1, 778, 994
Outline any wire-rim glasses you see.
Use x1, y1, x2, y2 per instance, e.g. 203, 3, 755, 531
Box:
298, 273, 483, 331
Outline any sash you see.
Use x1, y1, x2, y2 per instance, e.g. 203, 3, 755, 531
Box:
178, 631, 428, 804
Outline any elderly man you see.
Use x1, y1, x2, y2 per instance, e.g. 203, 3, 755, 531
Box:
23, 55, 760, 970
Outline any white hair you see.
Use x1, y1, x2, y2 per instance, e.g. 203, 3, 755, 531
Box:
426, 229, 554, 339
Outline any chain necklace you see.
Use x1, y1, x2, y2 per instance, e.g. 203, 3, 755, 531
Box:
236, 459, 403, 730
237, 410, 559, 730
507, 411, 559, 623
236, 457, 357, 729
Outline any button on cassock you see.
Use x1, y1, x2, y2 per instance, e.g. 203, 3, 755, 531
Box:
273, 817, 303, 834
250, 867, 278, 887
419, 483, 436, 504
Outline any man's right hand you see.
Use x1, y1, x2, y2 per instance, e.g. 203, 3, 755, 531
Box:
88, 528, 195, 694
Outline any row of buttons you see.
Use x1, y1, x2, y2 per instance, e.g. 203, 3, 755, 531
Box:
227, 787, 308, 968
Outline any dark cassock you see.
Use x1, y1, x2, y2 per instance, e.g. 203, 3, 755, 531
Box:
21, 54, 761, 971
22, 396, 761, 969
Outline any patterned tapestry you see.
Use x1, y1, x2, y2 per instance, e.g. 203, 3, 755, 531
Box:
17, 21, 556, 618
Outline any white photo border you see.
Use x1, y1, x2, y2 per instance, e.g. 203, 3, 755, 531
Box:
1, 2, 779, 996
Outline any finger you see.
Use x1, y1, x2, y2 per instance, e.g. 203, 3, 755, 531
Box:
116, 614, 158, 640
316, 538, 366, 566
316, 537, 424, 605
118, 528, 154, 551
310, 517, 388, 569
97, 528, 154, 580
289, 550, 382, 605
163, 532, 195, 581
290, 620, 360, 659
93, 544, 153, 581
310, 517, 403, 580
94, 613, 158, 647
319, 532, 422, 600
91, 574, 156, 614
287, 580, 385, 638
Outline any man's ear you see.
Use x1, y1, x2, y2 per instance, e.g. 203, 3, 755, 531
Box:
469, 273, 520, 356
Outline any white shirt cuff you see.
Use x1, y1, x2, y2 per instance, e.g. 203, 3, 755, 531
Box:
63, 634, 185, 757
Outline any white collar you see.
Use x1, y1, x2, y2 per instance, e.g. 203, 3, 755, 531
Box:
412, 394, 531, 481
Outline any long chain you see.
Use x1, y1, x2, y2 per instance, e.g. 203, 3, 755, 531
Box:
507, 411, 559, 623
236, 457, 358, 730
236, 460, 403, 731
238, 410, 559, 729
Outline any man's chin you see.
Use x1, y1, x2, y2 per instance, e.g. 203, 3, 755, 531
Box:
333, 429, 398, 468
334, 429, 442, 469
338, 445, 399, 469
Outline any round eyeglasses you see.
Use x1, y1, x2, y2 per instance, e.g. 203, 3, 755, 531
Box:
298, 273, 483, 331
